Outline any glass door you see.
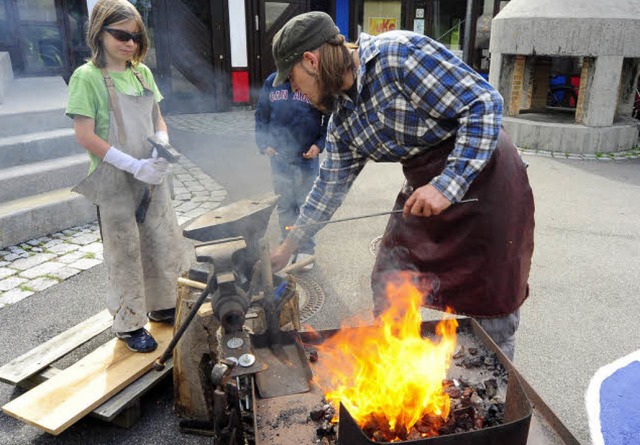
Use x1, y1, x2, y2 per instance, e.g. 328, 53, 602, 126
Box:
14, 0, 66, 75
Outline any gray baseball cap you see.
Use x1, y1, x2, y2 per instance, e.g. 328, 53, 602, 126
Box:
271, 11, 340, 86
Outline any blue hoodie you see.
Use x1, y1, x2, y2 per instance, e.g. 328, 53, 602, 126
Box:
255, 72, 328, 163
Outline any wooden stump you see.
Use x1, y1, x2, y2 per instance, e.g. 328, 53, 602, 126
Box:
173, 277, 220, 421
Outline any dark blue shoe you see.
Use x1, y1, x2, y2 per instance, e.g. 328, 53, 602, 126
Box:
115, 328, 158, 353
147, 308, 176, 324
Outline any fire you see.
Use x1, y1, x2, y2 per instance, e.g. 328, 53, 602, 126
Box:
313, 273, 458, 441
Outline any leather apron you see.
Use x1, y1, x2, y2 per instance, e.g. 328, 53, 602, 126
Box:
72, 69, 187, 332
371, 129, 535, 318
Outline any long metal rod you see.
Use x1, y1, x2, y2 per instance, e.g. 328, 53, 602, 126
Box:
285, 198, 478, 231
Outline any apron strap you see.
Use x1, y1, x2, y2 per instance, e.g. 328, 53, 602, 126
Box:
100, 68, 127, 146
131, 68, 161, 130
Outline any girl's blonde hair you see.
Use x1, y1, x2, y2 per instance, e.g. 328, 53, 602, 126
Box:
86, 0, 148, 68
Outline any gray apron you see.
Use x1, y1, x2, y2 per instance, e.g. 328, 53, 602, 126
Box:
72, 69, 186, 332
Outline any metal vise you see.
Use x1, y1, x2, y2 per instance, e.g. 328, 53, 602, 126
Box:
182, 195, 279, 331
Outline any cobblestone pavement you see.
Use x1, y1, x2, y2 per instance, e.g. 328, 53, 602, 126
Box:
165, 109, 255, 135
0, 154, 227, 309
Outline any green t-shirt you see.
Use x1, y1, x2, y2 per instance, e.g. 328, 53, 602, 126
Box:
65, 61, 163, 173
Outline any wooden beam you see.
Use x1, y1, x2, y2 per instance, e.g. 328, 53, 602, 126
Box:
0, 309, 112, 385
2, 322, 174, 435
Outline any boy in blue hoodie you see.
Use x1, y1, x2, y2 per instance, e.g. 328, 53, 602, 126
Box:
255, 72, 328, 270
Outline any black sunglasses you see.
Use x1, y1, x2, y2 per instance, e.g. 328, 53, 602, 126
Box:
103, 27, 143, 44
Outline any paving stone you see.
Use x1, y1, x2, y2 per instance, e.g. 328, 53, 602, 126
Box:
47, 242, 81, 255
78, 242, 104, 254
11, 253, 56, 271
72, 233, 100, 245
177, 215, 192, 226
0, 276, 27, 292
191, 196, 211, 203
42, 239, 64, 248
27, 238, 47, 246
176, 201, 200, 213
0, 250, 10, 257
49, 267, 82, 281
184, 208, 210, 219
0, 267, 17, 280
0, 288, 34, 305
57, 251, 87, 264
68, 258, 102, 270
29, 277, 60, 292
19, 262, 65, 279
3, 253, 21, 262
0, 261, 8, 267
199, 202, 221, 210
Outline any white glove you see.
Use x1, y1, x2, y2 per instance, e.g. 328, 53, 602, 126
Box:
155, 130, 169, 144
134, 157, 169, 185
103, 146, 168, 185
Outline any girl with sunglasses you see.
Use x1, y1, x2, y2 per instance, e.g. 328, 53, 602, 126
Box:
66, 0, 187, 353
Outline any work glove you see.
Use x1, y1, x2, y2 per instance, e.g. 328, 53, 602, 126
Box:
155, 130, 169, 144
103, 146, 169, 185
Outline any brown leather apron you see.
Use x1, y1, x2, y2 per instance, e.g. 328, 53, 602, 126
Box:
371, 129, 535, 318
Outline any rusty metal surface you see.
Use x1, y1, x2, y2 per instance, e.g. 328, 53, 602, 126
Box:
253, 331, 313, 399
254, 319, 580, 445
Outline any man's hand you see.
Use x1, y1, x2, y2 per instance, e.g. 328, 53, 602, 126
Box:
263, 146, 278, 158
403, 184, 452, 218
302, 144, 320, 159
270, 239, 297, 272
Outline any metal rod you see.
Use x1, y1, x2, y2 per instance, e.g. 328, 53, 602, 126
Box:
285, 198, 479, 231
153, 277, 217, 371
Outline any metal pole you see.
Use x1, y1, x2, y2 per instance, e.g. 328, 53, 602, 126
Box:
462, 0, 475, 64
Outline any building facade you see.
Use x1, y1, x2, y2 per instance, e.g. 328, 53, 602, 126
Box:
0, 0, 505, 114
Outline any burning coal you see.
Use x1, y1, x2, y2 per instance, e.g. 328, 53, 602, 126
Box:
312, 273, 458, 442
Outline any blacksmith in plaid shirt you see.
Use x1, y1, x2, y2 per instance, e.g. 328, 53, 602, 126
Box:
269, 12, 535, 361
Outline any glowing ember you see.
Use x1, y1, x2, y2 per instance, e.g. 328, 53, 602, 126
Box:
313, 273, 458, 442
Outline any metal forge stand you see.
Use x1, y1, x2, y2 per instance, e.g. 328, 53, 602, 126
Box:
155, 196, 311, 445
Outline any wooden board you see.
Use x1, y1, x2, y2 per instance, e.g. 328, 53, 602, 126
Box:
2, 322, 174, 435
93, 357, 173, 421
0, 309, 112, 385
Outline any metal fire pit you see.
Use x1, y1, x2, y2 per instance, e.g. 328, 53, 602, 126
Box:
332, 318, 531, 445
254, 318, 580, 445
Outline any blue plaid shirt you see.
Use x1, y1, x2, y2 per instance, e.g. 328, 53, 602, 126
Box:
289, 31, 503, 246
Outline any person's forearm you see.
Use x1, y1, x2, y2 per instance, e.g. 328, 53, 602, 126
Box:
74, 128, 111, 158
155, 113, 168, 133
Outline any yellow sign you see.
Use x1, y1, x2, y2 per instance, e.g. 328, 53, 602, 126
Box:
368, 17, 397, 35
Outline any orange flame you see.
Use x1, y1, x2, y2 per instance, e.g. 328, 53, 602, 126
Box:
313, 273, 458, 441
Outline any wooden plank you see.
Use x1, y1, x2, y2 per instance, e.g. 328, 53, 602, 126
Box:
2, 322, 174, 435
92, 357, 173, 421
17, 366, 60, 390
0, 309, 112, 385
16, 361, 173, 422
